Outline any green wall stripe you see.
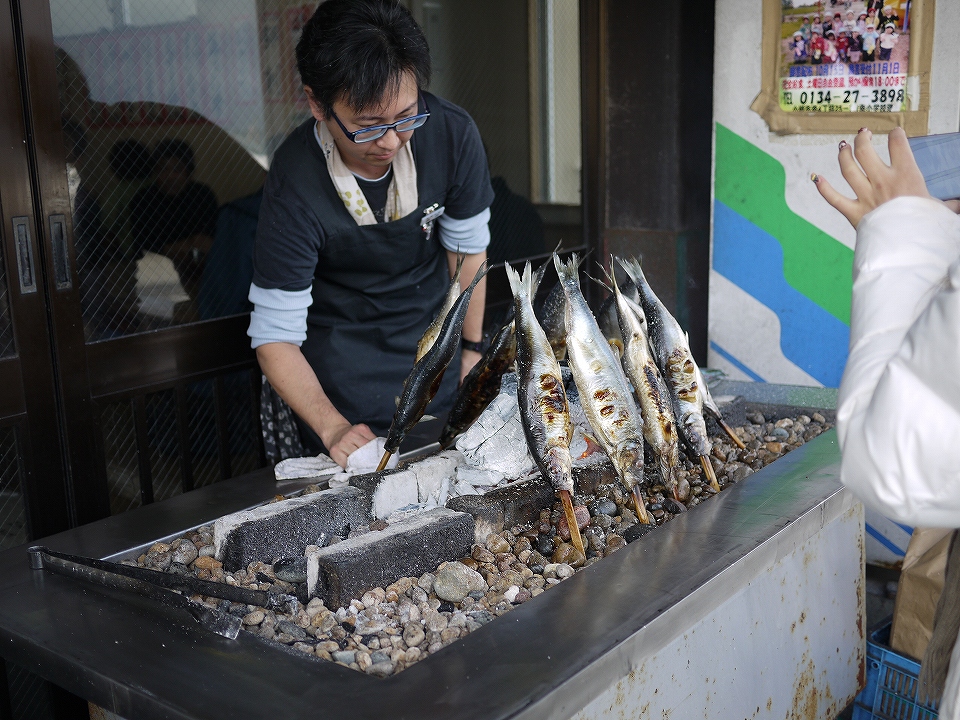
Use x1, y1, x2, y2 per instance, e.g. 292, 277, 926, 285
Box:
714, 123, 852, 325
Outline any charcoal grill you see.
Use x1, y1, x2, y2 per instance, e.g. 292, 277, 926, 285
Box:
0, 381, 864, 719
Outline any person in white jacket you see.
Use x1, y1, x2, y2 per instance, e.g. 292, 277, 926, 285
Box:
815, 126, 960, 717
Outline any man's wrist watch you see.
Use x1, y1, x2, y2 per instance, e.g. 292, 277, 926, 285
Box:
461, 336, 484, 353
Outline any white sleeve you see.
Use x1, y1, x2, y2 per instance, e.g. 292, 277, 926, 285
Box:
247, 283, 312, 349
837, 196, 960, 527
437, 207, 490, 254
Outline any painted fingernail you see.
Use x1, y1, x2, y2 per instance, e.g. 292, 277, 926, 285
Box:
858, 127, 868, 134
810, 173, 820, 184
839, 140, 848, 150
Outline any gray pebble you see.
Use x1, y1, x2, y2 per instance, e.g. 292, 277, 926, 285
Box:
597, 500, 618, 516
333, 650, 356, 665
169, 539, 198, 566
403, 622, 425, 648
367, 661, 394, 677
277, 621, 307, 642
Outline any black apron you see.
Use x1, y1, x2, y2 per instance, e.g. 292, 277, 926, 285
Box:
296, 94, 459, 450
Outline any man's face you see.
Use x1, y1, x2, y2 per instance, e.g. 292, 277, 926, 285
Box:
306, 71, 420, 179
156, 156, 191, 197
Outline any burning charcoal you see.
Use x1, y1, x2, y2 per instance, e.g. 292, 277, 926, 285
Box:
455, 386, 536, 480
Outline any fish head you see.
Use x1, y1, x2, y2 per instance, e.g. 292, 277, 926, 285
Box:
680, 412, 711, 455
613, 439, 645, 490
543, 442, 573, 493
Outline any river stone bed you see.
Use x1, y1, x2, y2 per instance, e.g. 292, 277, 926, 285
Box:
132, 411, 831, 677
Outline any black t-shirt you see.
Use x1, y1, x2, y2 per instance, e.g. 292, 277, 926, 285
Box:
355, 168, 393, 223
252, 94, 493, 293
129, 182, 218, 256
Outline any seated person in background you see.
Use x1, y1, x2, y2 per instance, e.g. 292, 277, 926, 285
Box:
129, 139, 218, 297
198, 188, 263, 320
814, 127, 960, 719
101, 139, 153, 257
486, 175, 545, 266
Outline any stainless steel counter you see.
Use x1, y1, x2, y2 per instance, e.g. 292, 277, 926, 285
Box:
0, 430, 862, 719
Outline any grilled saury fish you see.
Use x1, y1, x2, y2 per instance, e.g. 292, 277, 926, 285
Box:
506, 261, 585, 557
618, 257, 720, 491
554, 254, 652, 524
611, 264, 680, 499
378, 262, 488, 470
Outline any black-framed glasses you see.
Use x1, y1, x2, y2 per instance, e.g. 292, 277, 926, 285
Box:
331, 95, 430, 144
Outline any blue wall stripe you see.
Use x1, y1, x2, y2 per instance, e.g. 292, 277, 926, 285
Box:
709, 341, 767, 382
713, 200, 850, 387
865, 522, 908, 557
894, 521, 914, 536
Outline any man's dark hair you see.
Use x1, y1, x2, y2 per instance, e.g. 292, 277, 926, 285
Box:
109, 139, 152, 181
296, 0, 431, 117
152, 138, 195, 176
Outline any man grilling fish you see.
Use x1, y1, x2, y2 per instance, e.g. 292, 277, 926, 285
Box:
248, 0, 493, 467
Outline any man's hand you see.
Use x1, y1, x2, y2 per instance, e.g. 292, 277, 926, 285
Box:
814, 127, 931, 228
460, 348, 482, 382
322, 421, 376, 468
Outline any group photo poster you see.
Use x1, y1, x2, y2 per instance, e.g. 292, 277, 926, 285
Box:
779, 0, 911, 113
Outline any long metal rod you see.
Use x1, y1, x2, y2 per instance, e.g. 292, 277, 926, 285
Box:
27, 546, 296, 613
27, 546, 241, 639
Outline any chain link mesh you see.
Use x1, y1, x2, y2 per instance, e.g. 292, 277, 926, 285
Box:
0, 427, 26, 552
0, 239, 14, 358
53, 3, 311, 341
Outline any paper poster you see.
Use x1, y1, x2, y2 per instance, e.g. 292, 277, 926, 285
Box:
779, 1, 911, 113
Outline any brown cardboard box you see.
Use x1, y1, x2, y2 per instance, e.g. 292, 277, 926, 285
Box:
890, 528, 951, 661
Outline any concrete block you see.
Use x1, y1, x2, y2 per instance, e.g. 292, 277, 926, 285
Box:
350, 469, 419, 519
447, 477, 556, 544
214, 486, 370, 572
306, 508, 474, 609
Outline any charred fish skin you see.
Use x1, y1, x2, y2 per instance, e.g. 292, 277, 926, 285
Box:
618, 257, 712, 458
553, 254, 646, 492
598, 272, 638, 354
612, 268, 679, 490
438, 260, 551, 448
506, 262, 573, 494
416, 254, 465, 362
536, 278, 567, 361
385, 261, 489, 454
438, 317, 516, 449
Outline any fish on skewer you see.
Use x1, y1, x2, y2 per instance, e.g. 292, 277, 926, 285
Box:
597, 271, 638, 357
694, 361, 746, 450
536, 279, 567, 361
377, 262, 489, 471
618, 257, 721, 492
438, 261, 551, 449
553, 254, 652, 525
505, 262, 585, 558
610, 264, 681, 500
416, 254, 464, 362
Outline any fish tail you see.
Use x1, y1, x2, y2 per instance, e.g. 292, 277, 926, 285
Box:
552, 253, 582, 288
504, 261, 532, 301
466, 258, 490, 291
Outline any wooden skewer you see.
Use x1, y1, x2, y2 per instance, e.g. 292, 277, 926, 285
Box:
376, 449, 392, 472
632, 487, 652, 525
559, 490, 586, 558
718, 419, 746, 450
700, 455, 721, 492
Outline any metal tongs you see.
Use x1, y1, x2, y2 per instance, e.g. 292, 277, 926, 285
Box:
27, 546, 299, 639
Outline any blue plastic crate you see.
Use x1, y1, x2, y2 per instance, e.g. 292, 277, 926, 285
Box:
852, 620, 939, 720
